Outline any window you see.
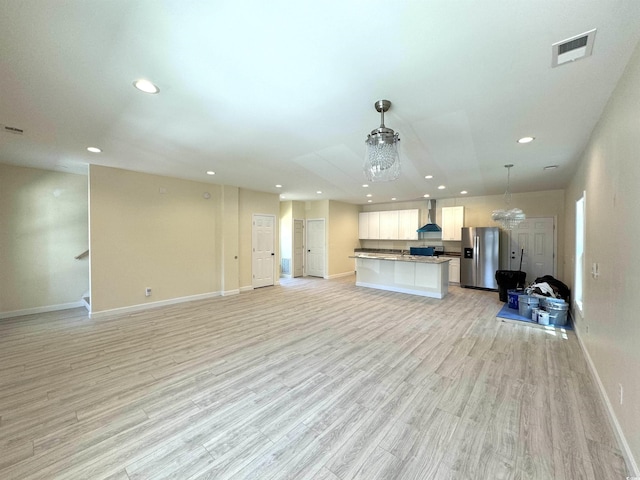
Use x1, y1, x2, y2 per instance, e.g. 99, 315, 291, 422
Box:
575, 192, 585, 313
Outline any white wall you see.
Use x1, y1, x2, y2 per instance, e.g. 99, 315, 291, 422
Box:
0, 163, 88, 317
564, 39, 640, 471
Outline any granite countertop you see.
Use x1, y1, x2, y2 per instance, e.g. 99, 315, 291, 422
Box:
354, 248, 460, 257
350, 254, 451, 264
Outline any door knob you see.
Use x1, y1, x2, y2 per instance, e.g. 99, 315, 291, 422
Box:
271, 253, 275, 256
308, 250, 311, 252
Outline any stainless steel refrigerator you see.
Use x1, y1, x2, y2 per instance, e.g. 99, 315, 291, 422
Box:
460, 227, 500, 289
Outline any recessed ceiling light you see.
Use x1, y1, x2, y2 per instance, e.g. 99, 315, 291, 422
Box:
316, 191, 322, 194
206, 171, 215, 175
133, 79, 160, 94
544, 165, 559, 170
87, 147, 101, 153
391, 197, 397, 201
438, 185, 446, 190
367, 200, 372, 203
362, 184, 369, 188
366, 194, 372, 198
275, 184, 282, 188
460, 190, 468, 195
518, 136, 535, 144
424, 175, 433, 179
423, 194, 430, 198
280, 195, 286, 198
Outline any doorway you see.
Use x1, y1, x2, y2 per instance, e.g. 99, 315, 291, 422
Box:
252, 214, 276, 288
306, 219, 325, 278
508, 217, 555, 283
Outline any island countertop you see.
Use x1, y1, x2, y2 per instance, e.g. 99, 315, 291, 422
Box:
349, 254, 450, 264
351, 254, 450, 299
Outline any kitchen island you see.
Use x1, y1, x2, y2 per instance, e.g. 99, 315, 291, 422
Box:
350, 254, 451, 299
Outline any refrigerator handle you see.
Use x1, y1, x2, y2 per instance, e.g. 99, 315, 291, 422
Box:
475, 235, 479, 273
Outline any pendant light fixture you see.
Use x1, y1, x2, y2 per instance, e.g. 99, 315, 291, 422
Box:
491, 164, 526, 230
364, 100, 400, 182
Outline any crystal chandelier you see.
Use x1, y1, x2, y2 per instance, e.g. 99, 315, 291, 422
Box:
492, 164, 526, 230
364, 100, 400, 182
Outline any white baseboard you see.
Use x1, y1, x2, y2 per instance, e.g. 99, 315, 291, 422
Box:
326, 272, 356, 280
89, 291, 221, 319
0, 301, 85, 319
574, 324, 639, 476
239, 286, 254, 292
221, 289, 240, 296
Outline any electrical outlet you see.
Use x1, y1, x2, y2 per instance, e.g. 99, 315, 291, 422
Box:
619, 383, 624, 405
145, 287, 152, 297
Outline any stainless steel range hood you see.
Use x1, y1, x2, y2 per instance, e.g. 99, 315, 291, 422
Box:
417, 200, 441, 232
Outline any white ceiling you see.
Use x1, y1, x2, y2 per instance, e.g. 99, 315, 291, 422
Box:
1, 1, 639, 204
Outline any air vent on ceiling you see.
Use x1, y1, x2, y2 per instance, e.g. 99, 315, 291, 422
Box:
552, 29, 596, 67
1, 124, 24, 135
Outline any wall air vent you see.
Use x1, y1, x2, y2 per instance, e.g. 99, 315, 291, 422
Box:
1, 124, 24, 135
552, 29, 596, 67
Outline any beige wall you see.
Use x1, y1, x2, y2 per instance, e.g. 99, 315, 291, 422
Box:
328, 200, 359, 277
89, 165, 221, 313
564, 39, 640, 468
0, 163, 89, 316
220, 186, 240, 294
238, 188, 280, 290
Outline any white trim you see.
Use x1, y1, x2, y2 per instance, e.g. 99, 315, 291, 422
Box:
326, 272, 355, 280
89, 291, 221, 319
574, 325, 639, 476
0, 301, 85, 319
221, 289, 240, 296
240, 285, 254, 292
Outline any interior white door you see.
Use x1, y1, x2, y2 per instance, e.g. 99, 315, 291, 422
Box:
508, 217, 555, 283
293, 219, 304, 277
252, 214, 275, 288
306, 219, 325, 278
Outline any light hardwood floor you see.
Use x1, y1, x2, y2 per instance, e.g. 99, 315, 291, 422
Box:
0, 276, 628, 479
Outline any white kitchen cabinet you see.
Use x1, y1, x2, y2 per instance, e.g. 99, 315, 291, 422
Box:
379, 210, 399, 239
398, 209, 419, 240
360, 209, 419, 240
441, 206, 464, 241
443, 256, 460, 284
359, 211, 381, 239
368, 211, 380, 239
358, 212, 369, 239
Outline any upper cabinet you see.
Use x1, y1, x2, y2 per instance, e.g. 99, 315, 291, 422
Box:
441, 206, 464, 241
379, 210, 399, 239
398, 209, 419, 240
359, 209, 419, 240
358, 212, 370, 239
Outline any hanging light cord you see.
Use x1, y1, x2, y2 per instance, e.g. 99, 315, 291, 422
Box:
503, 164, 513, 207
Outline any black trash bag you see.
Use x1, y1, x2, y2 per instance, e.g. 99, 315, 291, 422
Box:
495, 270, 527, 302
533, 275, 571, 301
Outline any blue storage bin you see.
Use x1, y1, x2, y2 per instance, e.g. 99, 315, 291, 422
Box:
507, 289, 523, 309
